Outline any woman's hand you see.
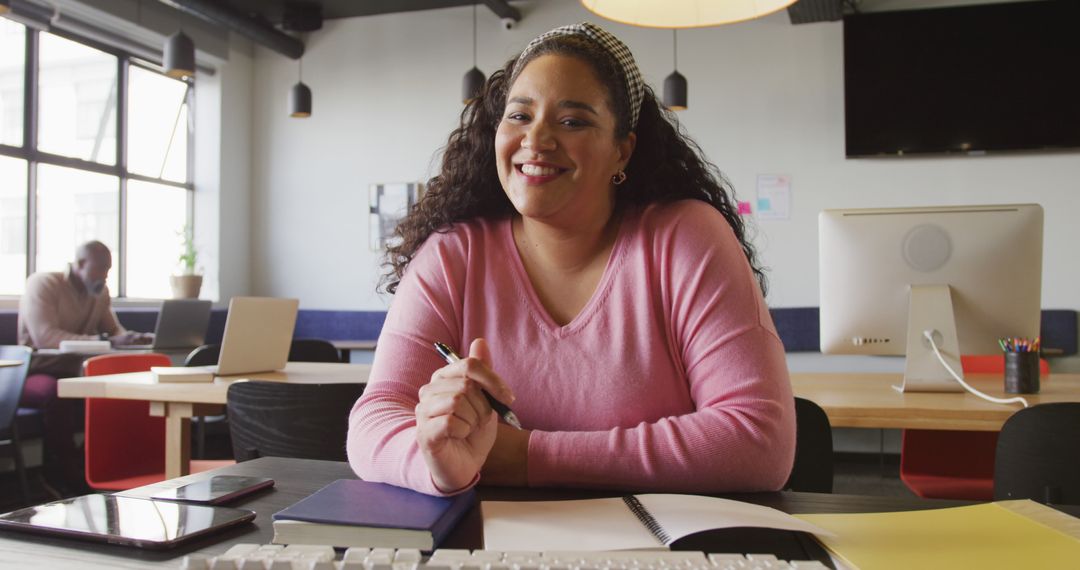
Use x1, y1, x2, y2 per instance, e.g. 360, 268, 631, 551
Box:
415, 338, 515, 493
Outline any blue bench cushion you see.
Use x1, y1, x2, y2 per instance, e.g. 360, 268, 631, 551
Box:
769, 308, 1078, 355
2, 307, 1076, 356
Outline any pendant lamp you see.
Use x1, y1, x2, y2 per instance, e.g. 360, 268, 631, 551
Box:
581, 0, 798, 28
163, 30, 195, 79
663, 30, 687, 111
290, 58, 312, 118
462, 3, 486, 103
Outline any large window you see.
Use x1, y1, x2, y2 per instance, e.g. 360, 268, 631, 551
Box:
38, 33, 118, 164
0, 19, 25, 147
0, 156, 27, 294
0, 20, 193, 298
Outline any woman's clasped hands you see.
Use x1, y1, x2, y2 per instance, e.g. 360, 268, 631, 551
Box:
415, 338, 525, 492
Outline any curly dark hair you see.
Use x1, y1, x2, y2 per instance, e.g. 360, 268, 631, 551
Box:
380, 33, 767, 296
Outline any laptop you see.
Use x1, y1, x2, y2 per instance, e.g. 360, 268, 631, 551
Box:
117, 299, 212, 350
206, 297, 299, 376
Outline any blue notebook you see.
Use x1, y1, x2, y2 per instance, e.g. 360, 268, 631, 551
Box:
272, 479, 476, 550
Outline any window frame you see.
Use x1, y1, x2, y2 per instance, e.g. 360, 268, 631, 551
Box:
0, 23, 194, 299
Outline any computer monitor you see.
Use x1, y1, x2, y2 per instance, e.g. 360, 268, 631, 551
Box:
819, 204, 1043, 392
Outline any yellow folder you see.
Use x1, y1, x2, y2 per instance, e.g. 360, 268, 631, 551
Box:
795, 500, 1080, 570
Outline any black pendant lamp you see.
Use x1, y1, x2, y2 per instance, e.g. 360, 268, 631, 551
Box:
163, 30, 195, 79
663, 30, 688, 111
461, 3, 486, 103
290, 58, 312, 118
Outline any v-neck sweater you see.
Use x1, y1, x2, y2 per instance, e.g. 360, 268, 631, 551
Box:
347, 199, 795, 495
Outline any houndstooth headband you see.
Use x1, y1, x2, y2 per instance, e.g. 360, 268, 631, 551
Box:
517, 22, 645, 129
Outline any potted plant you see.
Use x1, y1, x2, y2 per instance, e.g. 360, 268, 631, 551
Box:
170, 225, 202, 299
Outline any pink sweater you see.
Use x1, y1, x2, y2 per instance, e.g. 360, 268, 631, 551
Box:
347, 200, 795, 495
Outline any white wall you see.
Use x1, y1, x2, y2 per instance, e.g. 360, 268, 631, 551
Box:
247, 1, 1080, 338
195, 38, 254, 304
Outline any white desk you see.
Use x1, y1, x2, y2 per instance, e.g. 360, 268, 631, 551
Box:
57, 362, 370, 478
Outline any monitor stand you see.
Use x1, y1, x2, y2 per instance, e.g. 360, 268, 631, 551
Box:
896, 284, 965, 393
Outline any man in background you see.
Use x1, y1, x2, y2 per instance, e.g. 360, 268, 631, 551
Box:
18, 240, 149, 350
17, 240, 152, 495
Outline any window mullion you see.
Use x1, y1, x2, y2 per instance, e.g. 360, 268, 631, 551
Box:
118, 57, 129, 298
25, 28, 39, 277
187, 85, 194, 251
186, 80, 195, 246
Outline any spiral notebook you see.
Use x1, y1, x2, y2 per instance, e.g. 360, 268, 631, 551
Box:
482, 494, 832, 551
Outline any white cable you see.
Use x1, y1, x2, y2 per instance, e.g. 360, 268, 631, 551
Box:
923, 330, 1028, 408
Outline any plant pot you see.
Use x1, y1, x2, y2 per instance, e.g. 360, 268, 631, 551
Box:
170, 274, 203, 299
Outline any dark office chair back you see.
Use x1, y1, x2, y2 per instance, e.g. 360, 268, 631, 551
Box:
784, 397, 834, 493
186, 339, 339, 367
994, 402, 1080, 505
227, 381, 365, 462
287, 339, 341, 363
184, 343, 221, 367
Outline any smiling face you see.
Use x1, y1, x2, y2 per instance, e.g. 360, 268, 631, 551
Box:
495, 54, 635, 228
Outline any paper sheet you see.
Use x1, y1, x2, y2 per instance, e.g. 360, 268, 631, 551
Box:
755, 175, 791, 220
637, 494, 832, 544
483, 495, 832, 551
796, 501, 1080, 570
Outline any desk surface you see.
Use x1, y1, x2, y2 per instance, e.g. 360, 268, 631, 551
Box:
1, 457, 1032, 569
57, 367, 1080, 431
56, 362, 371, 405
790, 372, 1080, 431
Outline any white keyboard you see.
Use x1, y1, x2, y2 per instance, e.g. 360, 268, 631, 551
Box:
180, 546, 831, 570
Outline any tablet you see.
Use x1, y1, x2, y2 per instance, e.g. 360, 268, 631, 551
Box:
150, 475, 275, 505
0, 495, 255, 549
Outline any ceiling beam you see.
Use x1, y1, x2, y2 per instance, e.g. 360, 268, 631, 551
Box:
482, 0, 520, 22
157, 0, 305, 59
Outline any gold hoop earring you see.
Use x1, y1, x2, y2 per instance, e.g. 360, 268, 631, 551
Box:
612, 171, 627, 185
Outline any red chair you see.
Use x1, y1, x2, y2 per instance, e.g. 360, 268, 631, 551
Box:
899, 354, 1050, 500
83, 353, 233, 490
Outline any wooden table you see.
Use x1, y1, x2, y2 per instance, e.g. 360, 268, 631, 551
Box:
790, 372, 1080, 431
0, 360, 23, 368
57, 362, 370, 479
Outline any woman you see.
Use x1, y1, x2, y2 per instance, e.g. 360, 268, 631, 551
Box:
347, 23, 795, 495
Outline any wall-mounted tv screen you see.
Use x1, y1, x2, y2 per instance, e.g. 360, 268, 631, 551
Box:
843, 0, 1080, 157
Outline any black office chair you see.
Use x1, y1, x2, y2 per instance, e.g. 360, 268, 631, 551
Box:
783, 397, 834, 493
183, 343, 226, 459
185, 339, 344, 459
226, 381, 365, 462
287, 339, 342, 363
0, 345, 43, 502
994, 402, 1080, 505
185, 339, 341, 366
184, 343, 220, 367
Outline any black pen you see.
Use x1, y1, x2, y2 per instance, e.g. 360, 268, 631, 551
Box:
433, 341, 523, 430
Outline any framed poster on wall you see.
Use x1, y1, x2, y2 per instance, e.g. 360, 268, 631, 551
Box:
369, 182, 424, 251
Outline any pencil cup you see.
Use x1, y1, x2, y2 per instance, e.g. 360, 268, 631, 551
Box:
1004, 351, 1040, 394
